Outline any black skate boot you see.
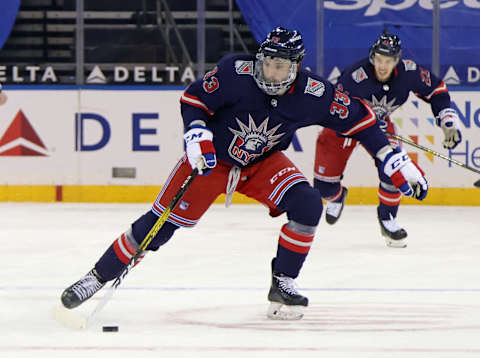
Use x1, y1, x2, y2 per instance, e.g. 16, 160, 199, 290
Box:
61, 269, 106, 309
325, 187, 348, 225
378, 215, 408, 248
267, 258, 308, 320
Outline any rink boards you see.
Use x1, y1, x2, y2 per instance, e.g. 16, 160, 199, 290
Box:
0, 86, 479, 205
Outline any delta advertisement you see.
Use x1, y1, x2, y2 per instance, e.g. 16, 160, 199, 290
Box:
0, 88, 478, 191
0, 89, 184, 186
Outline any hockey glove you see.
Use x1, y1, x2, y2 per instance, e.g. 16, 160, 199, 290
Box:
436, 108, 462, 149
381, 148, 428, 200
184, 123, 216, 175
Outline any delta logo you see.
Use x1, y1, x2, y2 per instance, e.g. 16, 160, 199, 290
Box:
0, 110, 48, 156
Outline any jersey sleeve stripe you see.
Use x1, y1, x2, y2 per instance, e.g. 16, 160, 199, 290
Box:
180, 92, 214, 116
424, 81, 448, 101
340, 99, 376, 136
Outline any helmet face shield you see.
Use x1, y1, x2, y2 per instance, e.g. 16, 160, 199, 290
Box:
254, 54, 297, 96
254, 27, 305, 96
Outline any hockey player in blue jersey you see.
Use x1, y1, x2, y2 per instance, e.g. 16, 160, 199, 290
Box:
313, 30, 462, 248
61, 27, 428, 320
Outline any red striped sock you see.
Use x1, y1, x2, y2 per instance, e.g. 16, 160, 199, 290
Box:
278, 224, 314, 254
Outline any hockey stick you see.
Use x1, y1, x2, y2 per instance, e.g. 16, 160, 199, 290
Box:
53, 168, 199, 329
386, 132, 480, 188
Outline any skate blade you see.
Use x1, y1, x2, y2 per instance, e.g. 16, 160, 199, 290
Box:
267, 302, 304, 320
385, 237, 407, 248
51, 304, 88, 330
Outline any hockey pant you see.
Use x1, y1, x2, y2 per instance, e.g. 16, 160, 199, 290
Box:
94, 152, 322, 281
313, 119, 402, 220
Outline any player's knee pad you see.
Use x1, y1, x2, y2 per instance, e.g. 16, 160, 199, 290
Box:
313, 178, 341, 199
278, 182, 323, 226
131, 210, 179, 251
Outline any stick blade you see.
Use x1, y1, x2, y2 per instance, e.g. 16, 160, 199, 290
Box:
51, 304, 88, 330
474, 179, 480, 188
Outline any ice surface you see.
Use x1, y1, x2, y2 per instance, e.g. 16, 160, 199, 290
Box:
1, 203, 479, 358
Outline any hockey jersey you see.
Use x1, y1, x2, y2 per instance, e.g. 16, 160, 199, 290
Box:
336, 57, 451, 121
180, 54, 389, 168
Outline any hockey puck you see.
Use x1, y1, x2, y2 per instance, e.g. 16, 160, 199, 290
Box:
102, 326, 119, 332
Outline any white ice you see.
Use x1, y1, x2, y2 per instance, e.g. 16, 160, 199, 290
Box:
1, 202, 479, 358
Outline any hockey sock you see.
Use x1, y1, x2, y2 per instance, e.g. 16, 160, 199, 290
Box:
94, 229, 145, 282
275, 223, 314, 278
131, 210, 179, 250
314, 179, 342, 201
377, 186, 401, 220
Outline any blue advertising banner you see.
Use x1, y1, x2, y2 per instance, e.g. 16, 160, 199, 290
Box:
0, 0, 20, 50
235, 0, 480, 86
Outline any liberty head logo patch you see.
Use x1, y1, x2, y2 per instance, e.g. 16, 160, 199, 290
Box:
228, 115, 284, 166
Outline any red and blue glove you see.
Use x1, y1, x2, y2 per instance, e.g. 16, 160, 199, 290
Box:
381, 147, 428, 200
184, 122, 216, 175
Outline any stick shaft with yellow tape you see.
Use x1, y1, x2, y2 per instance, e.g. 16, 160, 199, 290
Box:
386, 132, 480, 188
86, 168, 199, 327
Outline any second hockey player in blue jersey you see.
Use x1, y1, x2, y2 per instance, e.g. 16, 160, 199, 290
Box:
313, 30, 461, 248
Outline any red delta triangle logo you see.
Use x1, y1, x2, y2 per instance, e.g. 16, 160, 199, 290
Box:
0, 110, 48, 156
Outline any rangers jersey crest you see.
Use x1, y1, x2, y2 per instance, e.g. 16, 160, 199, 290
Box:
228, 115, 284, 166
364, 94, 400, 122
235, 60, 254, 75
304, 77, 325, 97
402, 59, 417, 71
351, 67, 368, 83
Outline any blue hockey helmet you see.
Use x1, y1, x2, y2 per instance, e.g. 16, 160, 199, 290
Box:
254, 27, 305, 95
258, 27, 305, 63
369, 30, 402, 65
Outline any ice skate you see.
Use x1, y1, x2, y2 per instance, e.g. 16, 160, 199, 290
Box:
267, 259, 308, 320
61, 269, 106, 309
325, 187, 348, 225
378, 215, 407, 248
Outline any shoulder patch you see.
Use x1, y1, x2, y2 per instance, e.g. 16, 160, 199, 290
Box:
304, 77, 325, 97
402, 59, 417, 71
235, 60, 253, 75
419, 67, 432, 87
351, 67, 368, 83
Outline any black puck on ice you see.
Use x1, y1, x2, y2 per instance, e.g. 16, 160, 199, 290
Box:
102, 326, 119, 332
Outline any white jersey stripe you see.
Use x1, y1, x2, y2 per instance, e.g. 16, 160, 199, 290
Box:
181, 94, 214, 115
425, 82, 447, 101
341, 102, 376, 136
